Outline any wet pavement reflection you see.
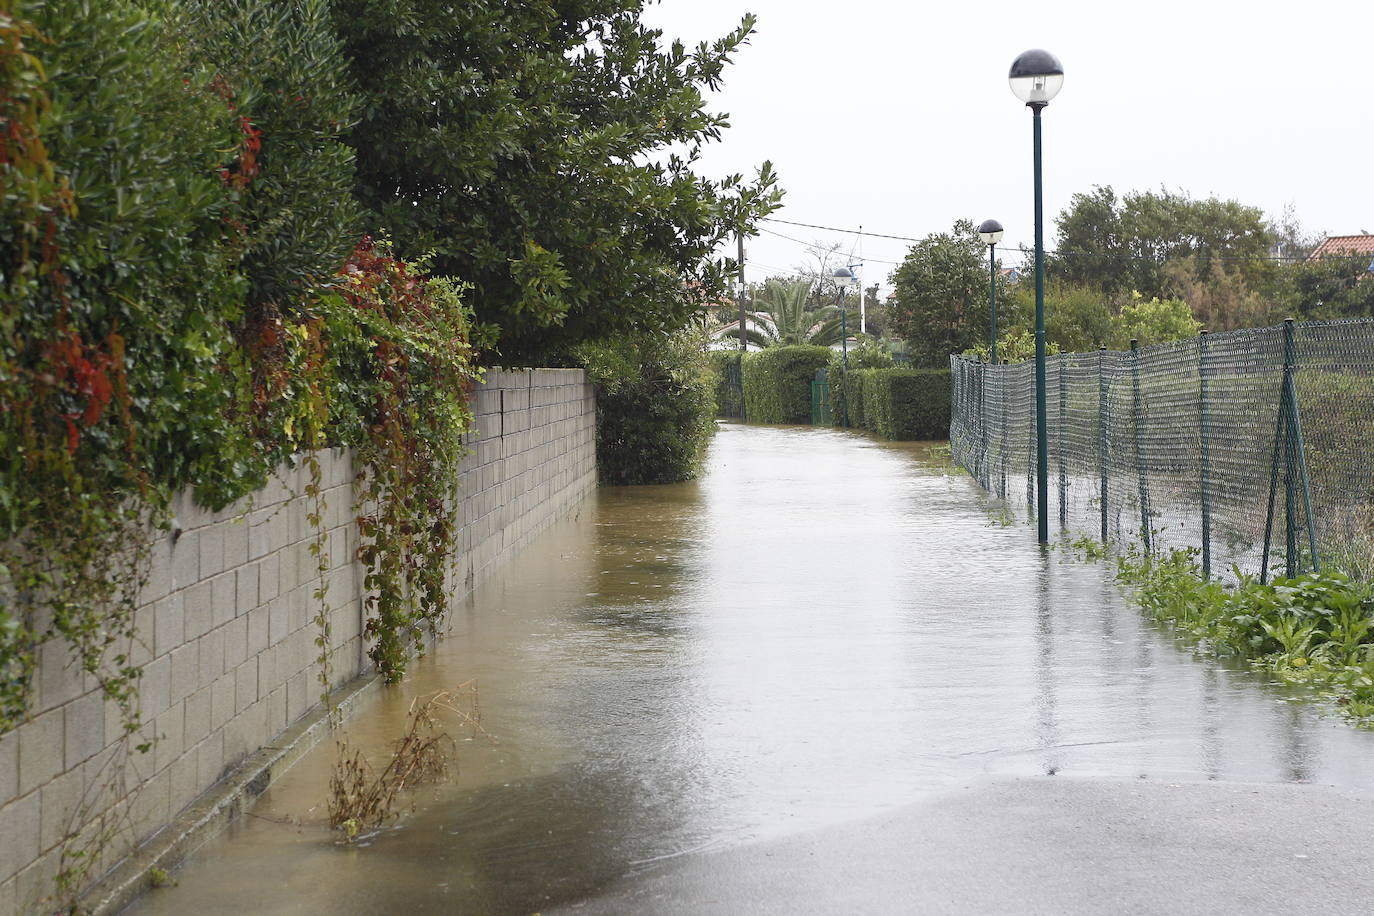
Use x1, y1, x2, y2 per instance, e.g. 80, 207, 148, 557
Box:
127, 423, 1374, 915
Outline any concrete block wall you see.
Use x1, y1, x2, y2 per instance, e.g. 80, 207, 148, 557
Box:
0, 369, 596, 914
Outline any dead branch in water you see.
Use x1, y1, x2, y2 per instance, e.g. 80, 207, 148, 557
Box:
327, 680, 483, 839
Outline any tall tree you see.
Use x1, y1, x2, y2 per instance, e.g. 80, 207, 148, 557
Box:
1051, 185, 1274, 301
889, 219, 1005, 367
330, 0, 781, 364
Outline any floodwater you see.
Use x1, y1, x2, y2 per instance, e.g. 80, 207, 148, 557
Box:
127, 423, 1374, 915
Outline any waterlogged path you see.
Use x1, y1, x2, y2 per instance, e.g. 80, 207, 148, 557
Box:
128, 424, 1374, 915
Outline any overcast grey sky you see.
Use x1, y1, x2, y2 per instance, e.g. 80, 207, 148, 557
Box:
642, 0, 1374, 291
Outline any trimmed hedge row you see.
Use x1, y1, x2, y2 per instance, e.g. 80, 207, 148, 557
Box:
840, 367, 951, 440
741, 345, 831, 423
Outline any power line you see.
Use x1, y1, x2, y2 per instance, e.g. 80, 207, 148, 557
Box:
759, 216, 1321, 266
758, 227, 902, 265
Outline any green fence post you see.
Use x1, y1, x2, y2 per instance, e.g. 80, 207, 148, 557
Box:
999, 360, 1009, 499
1282, 318, 1321, 576
1098, 345, 1108, 543
1057, 355, 1067, 527
1131, 339, 1152, 555
1199, 330, 1212, 579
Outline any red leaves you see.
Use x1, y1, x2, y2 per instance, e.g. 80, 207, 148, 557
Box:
43, 330, 115, 453
220, 115, 262, 188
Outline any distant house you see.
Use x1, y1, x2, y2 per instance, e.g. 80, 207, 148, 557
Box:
708, 313, 776, 352
1000, 266, 1023, 284
1307, 234, 1374, 269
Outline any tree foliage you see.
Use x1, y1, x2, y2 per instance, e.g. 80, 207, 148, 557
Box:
1052, 185, 1273, 300
889, 219, 1007, 367
330, 0, 782, 364
720, 279, 856, 348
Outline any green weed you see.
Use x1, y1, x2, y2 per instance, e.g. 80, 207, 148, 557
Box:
1110, 546, 1374, 726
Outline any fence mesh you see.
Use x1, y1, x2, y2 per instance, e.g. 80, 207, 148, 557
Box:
950, 319, 1374, 582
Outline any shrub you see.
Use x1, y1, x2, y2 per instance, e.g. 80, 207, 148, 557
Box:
707, 349, 745, 418
582, 327, 716, 485
742, 345, 831, 424
862, 368, 952, 440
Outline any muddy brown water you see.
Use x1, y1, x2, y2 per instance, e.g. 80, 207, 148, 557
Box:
125, 423, 1374, 915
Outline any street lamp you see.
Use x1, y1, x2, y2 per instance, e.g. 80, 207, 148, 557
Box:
976, 219, 1004, 362
832, 266, 859, 370
832, 266, 860, 427
1009, 48, 1063, 545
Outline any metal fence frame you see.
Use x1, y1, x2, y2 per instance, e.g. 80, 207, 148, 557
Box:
950, 319, 1374, 582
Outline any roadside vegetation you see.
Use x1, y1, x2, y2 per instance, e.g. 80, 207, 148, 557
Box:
1069, 538, 1374, 725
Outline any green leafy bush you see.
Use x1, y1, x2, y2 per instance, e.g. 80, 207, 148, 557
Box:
583, 327, 716, 485
708, 350, 744, 418
741, 345, 830, 423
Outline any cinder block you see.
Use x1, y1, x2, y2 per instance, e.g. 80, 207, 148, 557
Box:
17, 709, 62, 796
128, 767, 170, 846
258, 553, 280, 603
38, 765, 81, 853
265, 687, 287, 736
34, 638, 81, 714
246, 605, 269, 657
223, 517, 249, 570
211, 572, 236, 629
168, 642, 198, 705
0, 729, 16, 801
153, 706, 184, 773
153, 592, 184, 660
236, 563, 259, 616
210, 673, 236, 732
268, 596, 290, 647
183, 685, 211, 746
170, 529, 199, 589
142, 535, 173, 605
222, 616, 248, 671
183, 579, 212, 641
199, 523, 224, 579
168, 749, 198, 815
235, 660, 258, 715
137, 655, 171, 722
0, 791, 40, 886
197, 626, 225, 688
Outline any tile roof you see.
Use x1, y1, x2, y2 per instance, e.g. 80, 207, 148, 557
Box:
1308, 235, 1374, 260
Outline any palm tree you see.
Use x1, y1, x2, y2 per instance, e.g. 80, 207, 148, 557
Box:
717, 279, 858, 348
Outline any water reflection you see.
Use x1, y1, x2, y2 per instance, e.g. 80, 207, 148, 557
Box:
129, 423, 1374, 915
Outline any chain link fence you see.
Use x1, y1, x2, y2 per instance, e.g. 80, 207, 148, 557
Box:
950, 319, 1374, 582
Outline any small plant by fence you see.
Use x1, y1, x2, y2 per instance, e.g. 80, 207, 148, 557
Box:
949, 319, 1374, 582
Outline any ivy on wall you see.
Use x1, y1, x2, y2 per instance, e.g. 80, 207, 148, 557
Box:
0, 0, 479, 742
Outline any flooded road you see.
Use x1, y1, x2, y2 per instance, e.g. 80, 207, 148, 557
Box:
128, 423, 1374, 914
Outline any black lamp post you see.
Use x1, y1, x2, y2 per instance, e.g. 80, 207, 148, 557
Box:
832, 266, 859, 427
1009, 49, 1063, 545
976, 219, 1004, 362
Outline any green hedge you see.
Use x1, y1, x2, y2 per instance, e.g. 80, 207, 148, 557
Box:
742, 345, 831, 423
708, 350, 745, 418
864, 369, 951, 439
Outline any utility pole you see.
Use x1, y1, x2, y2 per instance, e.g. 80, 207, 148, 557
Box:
858, 225, 866, 335
737, 233, 746, 353
736, 233, 747, 420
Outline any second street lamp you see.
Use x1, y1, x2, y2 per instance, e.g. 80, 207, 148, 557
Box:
1009, 48, 1064, 545
976, 219, 1004, 362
